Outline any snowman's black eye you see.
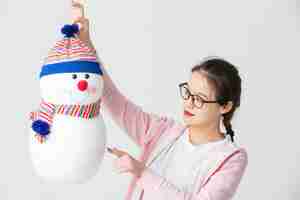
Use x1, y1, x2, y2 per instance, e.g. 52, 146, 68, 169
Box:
72, 74, 77, 79
85, 74, 90, 79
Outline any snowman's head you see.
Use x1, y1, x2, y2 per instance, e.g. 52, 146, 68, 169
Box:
39, 24, 104, 105
39, 60, 104, 105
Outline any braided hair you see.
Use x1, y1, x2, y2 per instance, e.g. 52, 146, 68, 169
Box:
191, 57, 242, 142
222, 112, 235, 142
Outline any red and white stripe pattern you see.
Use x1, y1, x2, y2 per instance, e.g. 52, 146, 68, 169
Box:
44, 37, 98, 65
29, 101, 56, 144
29, 99, 101, 134
29, 111, 39, 121
55, 99, 101, 119
29, 99, 101, 144
38, 101, 56, 124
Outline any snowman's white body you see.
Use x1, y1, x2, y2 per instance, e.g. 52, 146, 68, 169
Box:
29, 71, 106, 183
29, 115, 106, 183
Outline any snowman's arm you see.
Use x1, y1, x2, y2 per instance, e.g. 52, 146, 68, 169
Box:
98, 53, 174, 148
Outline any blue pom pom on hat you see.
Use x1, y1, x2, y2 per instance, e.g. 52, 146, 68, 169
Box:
61, 23, 80, 38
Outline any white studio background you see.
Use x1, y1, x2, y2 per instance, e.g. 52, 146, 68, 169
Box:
0, 0, 299, 199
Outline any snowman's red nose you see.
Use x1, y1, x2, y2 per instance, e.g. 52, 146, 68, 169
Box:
77, 80, 88, 91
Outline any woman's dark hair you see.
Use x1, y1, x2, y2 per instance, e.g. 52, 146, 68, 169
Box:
191, 57, 242, 142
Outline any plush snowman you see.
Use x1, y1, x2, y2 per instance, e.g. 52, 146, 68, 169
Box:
29, 23, 106, 183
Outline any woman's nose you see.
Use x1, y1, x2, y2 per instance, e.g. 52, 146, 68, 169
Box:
77, 80, 88, 91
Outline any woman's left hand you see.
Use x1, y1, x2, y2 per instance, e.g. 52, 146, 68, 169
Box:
107, 147, 146, 178
71, 1, 92, 45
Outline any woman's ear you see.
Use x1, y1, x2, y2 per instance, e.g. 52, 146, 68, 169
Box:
220, 101, 233, 115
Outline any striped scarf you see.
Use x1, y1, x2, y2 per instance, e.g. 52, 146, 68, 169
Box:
30, 99, 101, 126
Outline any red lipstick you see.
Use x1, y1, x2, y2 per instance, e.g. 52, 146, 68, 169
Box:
184, 110, 195, 117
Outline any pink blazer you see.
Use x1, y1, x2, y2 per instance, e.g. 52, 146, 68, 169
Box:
101, 65, 248, 200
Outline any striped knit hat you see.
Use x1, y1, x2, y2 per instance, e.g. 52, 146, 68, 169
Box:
40, 23, 103, 78
31, 23, 103, 143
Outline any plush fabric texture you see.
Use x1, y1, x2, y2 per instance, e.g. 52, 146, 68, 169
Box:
29, 24, 107, 184
55, 99, 101, 118
31, 23, 103, 139
30, 99, 102, 140
39, 24, 102, 78
30, 99, 101, 121
40, 60, 103, 78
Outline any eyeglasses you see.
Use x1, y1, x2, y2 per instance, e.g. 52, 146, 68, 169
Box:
178, 82, 219, 109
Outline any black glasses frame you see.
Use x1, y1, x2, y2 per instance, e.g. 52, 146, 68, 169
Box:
178, 82, 219, 109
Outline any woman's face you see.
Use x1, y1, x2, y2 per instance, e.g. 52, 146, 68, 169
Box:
181, 71, 223, 128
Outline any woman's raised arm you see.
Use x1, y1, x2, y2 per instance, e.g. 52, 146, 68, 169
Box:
72, 1, 173, 148
99, 55, 172, 148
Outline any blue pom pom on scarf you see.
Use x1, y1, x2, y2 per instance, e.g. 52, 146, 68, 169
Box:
32, 120, 50, 136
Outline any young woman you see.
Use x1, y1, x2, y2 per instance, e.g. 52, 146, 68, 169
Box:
72, 2, 248, 199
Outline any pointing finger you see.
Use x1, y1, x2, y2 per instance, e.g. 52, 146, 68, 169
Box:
107, 147, 127, 158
